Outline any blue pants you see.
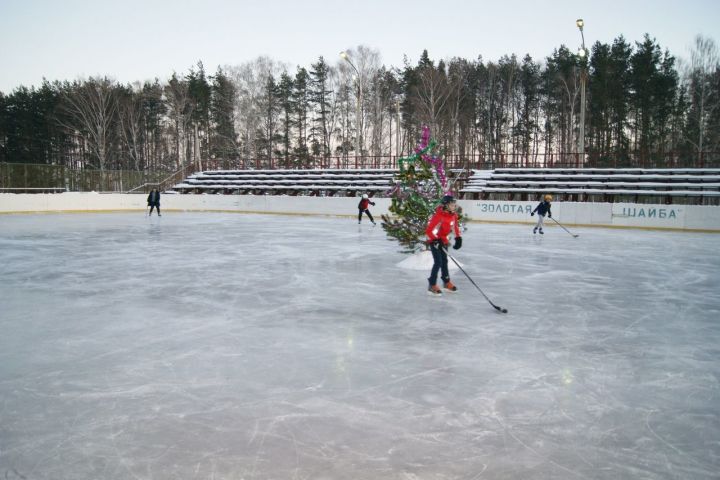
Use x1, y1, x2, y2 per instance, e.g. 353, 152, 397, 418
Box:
428, 243, 449, 286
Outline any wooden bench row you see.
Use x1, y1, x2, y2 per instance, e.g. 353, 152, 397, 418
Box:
173, 183, 392, 192
464, 180, 720, 190
460, 169, 720, 201
173, 168, 399, 194
482, 174, 720, 182
464, 187, 720, 197
185, 175, 394, 182
181, 179, 392, 186
201, 168, 397, 175
493, 168, 720, 175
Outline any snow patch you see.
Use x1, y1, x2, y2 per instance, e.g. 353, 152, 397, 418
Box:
396, 250, 461, 270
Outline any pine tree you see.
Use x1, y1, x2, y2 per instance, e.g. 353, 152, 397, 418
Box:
255, 74, 280, 162
292, 67, 310, 166
309, 56, 333, 158
210, 68, 237, 167
277, 73, 294, 168
381, 126, 466, 253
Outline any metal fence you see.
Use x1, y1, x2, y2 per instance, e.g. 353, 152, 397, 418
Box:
0, 163, 174, 193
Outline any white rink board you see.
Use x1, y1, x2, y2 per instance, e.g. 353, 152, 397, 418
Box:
1, 193, 719, 231
461, 200, 720, 231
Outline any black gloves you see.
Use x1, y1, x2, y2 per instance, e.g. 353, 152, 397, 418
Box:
370, 201, 376, 206
453, 237, 462, 250
429, 239, 443, 249
531, 212, 535, 216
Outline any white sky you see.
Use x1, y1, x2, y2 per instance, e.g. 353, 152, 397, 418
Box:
1, 0, 718, 93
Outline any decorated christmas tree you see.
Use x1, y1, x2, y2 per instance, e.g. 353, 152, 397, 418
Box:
381, 126, 467, 253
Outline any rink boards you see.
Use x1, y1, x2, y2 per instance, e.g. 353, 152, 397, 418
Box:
1, 193, 719, 232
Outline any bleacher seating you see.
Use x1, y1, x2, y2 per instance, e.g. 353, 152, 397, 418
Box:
460, 168, 720, 205
171, 169, 397, 196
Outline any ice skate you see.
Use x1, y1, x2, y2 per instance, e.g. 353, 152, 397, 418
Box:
428, 285, 442, 296
539, 228, 544, 234
443, 281, 457, 292
533, 227, 537, 234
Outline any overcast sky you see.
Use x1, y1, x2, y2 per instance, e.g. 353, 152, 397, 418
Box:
1, 0, 718, 93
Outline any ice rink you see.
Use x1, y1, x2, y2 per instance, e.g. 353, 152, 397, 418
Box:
1, 212, 718, 480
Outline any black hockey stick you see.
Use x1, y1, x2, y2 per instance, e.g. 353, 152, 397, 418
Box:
550, 217, 579, 238
443, 247, 508, 314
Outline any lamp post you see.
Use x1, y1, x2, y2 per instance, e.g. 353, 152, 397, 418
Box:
194, 123, 203, 171
576, 18, 587, 167
340, 51, 362, 162
396, 99, 401, 161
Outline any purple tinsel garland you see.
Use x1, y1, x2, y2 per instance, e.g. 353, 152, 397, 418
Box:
415, 125, 449, 193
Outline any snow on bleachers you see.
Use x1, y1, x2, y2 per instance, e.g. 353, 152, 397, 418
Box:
172, 168, 398, 195
460, 168, 720, 204
470, 187, 720, 197
492, 168, 720, 175
466, 180, 720, 190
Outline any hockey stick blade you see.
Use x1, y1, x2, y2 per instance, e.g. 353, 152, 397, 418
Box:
550, 217, 578, 238
444, 248, 508, 314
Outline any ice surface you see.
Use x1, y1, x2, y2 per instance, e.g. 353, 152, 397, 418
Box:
0, 212, 718, 479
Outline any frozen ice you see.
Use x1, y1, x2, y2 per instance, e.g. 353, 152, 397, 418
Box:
0, 212, 718, 479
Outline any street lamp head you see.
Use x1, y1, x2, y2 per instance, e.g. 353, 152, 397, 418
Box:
340, 51, 360, 76
576, 18, 584, 30
577, 47, 587, 58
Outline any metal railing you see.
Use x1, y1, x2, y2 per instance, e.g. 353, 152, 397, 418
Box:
200, 151, 720, 171
0, 187, 68, 194
0, 162, 193, 193
125, 163, 199, 194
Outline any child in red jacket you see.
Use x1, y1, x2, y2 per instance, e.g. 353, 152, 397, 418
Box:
358, 194, 376, 225
425, 195, 462, 295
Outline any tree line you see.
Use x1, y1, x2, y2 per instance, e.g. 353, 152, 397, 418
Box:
0, 34, 718, 173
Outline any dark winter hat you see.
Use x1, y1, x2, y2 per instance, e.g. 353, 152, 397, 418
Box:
441, 195, 456, 205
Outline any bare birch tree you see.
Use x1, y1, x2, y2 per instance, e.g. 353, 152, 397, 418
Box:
164, 74, 192, 169
226, 57, 287, 167
683, 35, 720, 163
412, 61, 453, 136
118, 82, 145, 171
58, 77, 118, 171
337, 45, 381, 156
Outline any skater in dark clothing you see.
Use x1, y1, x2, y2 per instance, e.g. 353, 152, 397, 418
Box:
530, 194, 552, 234
358, 194, 376, 225
147, 188, 161, 216
425, 195, 462, 295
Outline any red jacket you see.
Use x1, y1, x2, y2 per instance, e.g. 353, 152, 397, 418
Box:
358, 198, 374, 210
426, 206, 461, 245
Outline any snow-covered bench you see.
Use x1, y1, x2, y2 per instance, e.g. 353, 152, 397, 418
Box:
171, 168, 400, 196
460, 168, 720, 204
